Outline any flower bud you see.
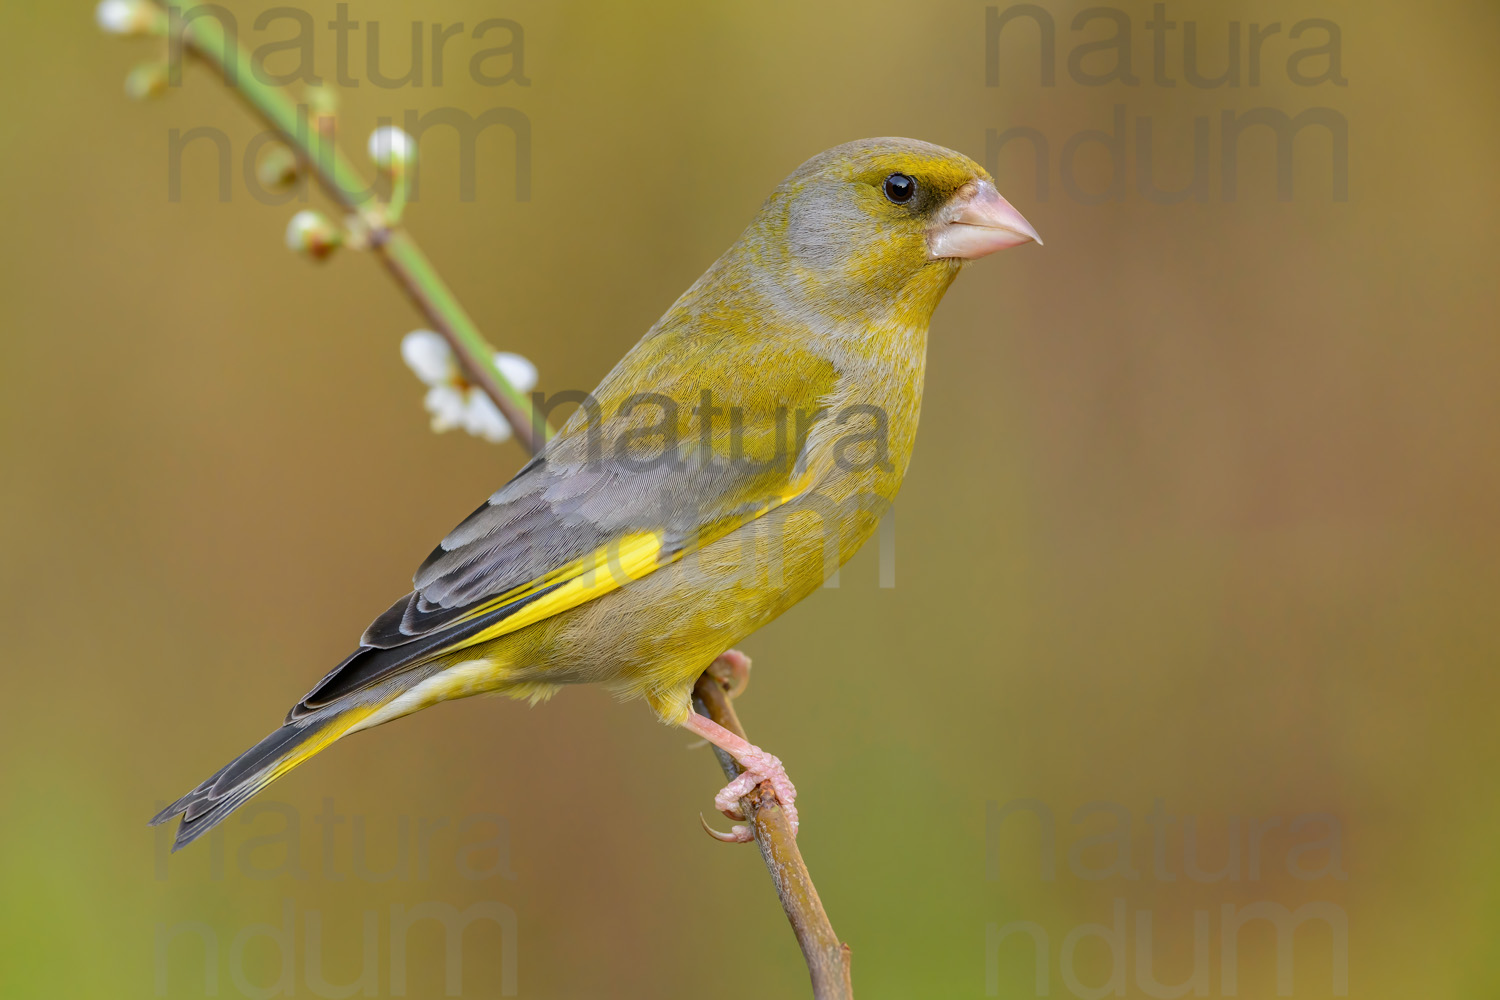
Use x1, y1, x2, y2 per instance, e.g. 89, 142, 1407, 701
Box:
256, 146, 301, 190
284, 210, 342, 260
367, 126, 416, 171
305, 84, 338, 135
305, 83, 338, 116
96, 0, 161, 37
124, 61, 169, 101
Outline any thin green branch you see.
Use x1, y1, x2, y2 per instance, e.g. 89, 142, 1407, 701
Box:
164, 2, 552, 453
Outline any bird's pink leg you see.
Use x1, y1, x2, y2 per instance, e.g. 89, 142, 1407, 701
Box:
682, 711, 799, 842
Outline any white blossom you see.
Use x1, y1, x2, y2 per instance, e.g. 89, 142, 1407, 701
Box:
400, 330, 455, 385
494, 352, 538, 393
401, 331, 535, 444
423, 385, 468, 433
367, 126, 416, 170
462, 392, 513, 443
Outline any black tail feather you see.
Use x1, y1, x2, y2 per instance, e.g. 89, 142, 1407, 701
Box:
149, 718, 331, 850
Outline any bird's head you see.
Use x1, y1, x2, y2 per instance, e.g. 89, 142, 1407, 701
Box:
745, 137, 1041, 324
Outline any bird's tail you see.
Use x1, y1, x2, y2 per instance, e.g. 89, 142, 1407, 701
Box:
149, 704, 380, 851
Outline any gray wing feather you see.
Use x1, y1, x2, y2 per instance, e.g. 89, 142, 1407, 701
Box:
361, 442, 780, 649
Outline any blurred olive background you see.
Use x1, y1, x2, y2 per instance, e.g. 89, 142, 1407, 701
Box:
1, 1, 1495, 997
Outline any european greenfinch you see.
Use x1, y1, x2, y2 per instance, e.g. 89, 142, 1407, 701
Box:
152, 137, 1040, 848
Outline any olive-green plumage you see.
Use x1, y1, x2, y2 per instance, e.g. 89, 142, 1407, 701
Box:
153, 137, 1033, 848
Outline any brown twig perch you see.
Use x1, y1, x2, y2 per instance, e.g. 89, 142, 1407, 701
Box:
124, 4, 852, 996
693, 674, 854, 999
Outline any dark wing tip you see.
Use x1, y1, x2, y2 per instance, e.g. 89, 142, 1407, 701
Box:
361, 591, 417, 649
148, 722, 323, 850
148, 801, 184, 827
148, 787, 216, 851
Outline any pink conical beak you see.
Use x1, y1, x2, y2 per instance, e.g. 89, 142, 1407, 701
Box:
927, 180, 1042, 260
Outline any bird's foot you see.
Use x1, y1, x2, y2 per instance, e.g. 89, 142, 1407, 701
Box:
707, 649, 752, 700
682, 712, 799, 841
712, 743, 797, 824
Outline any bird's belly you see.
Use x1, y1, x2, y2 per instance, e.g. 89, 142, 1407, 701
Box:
484, 484, 890, 719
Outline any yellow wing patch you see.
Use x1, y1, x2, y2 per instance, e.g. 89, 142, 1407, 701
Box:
453, 529, 667, 652
435, 477, 813, 659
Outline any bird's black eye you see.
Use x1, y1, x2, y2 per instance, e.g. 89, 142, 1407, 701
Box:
883, 173, 916, 204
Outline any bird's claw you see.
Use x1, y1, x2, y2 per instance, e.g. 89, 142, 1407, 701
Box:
700, 813, 753, 843
709, 649, 752, 700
